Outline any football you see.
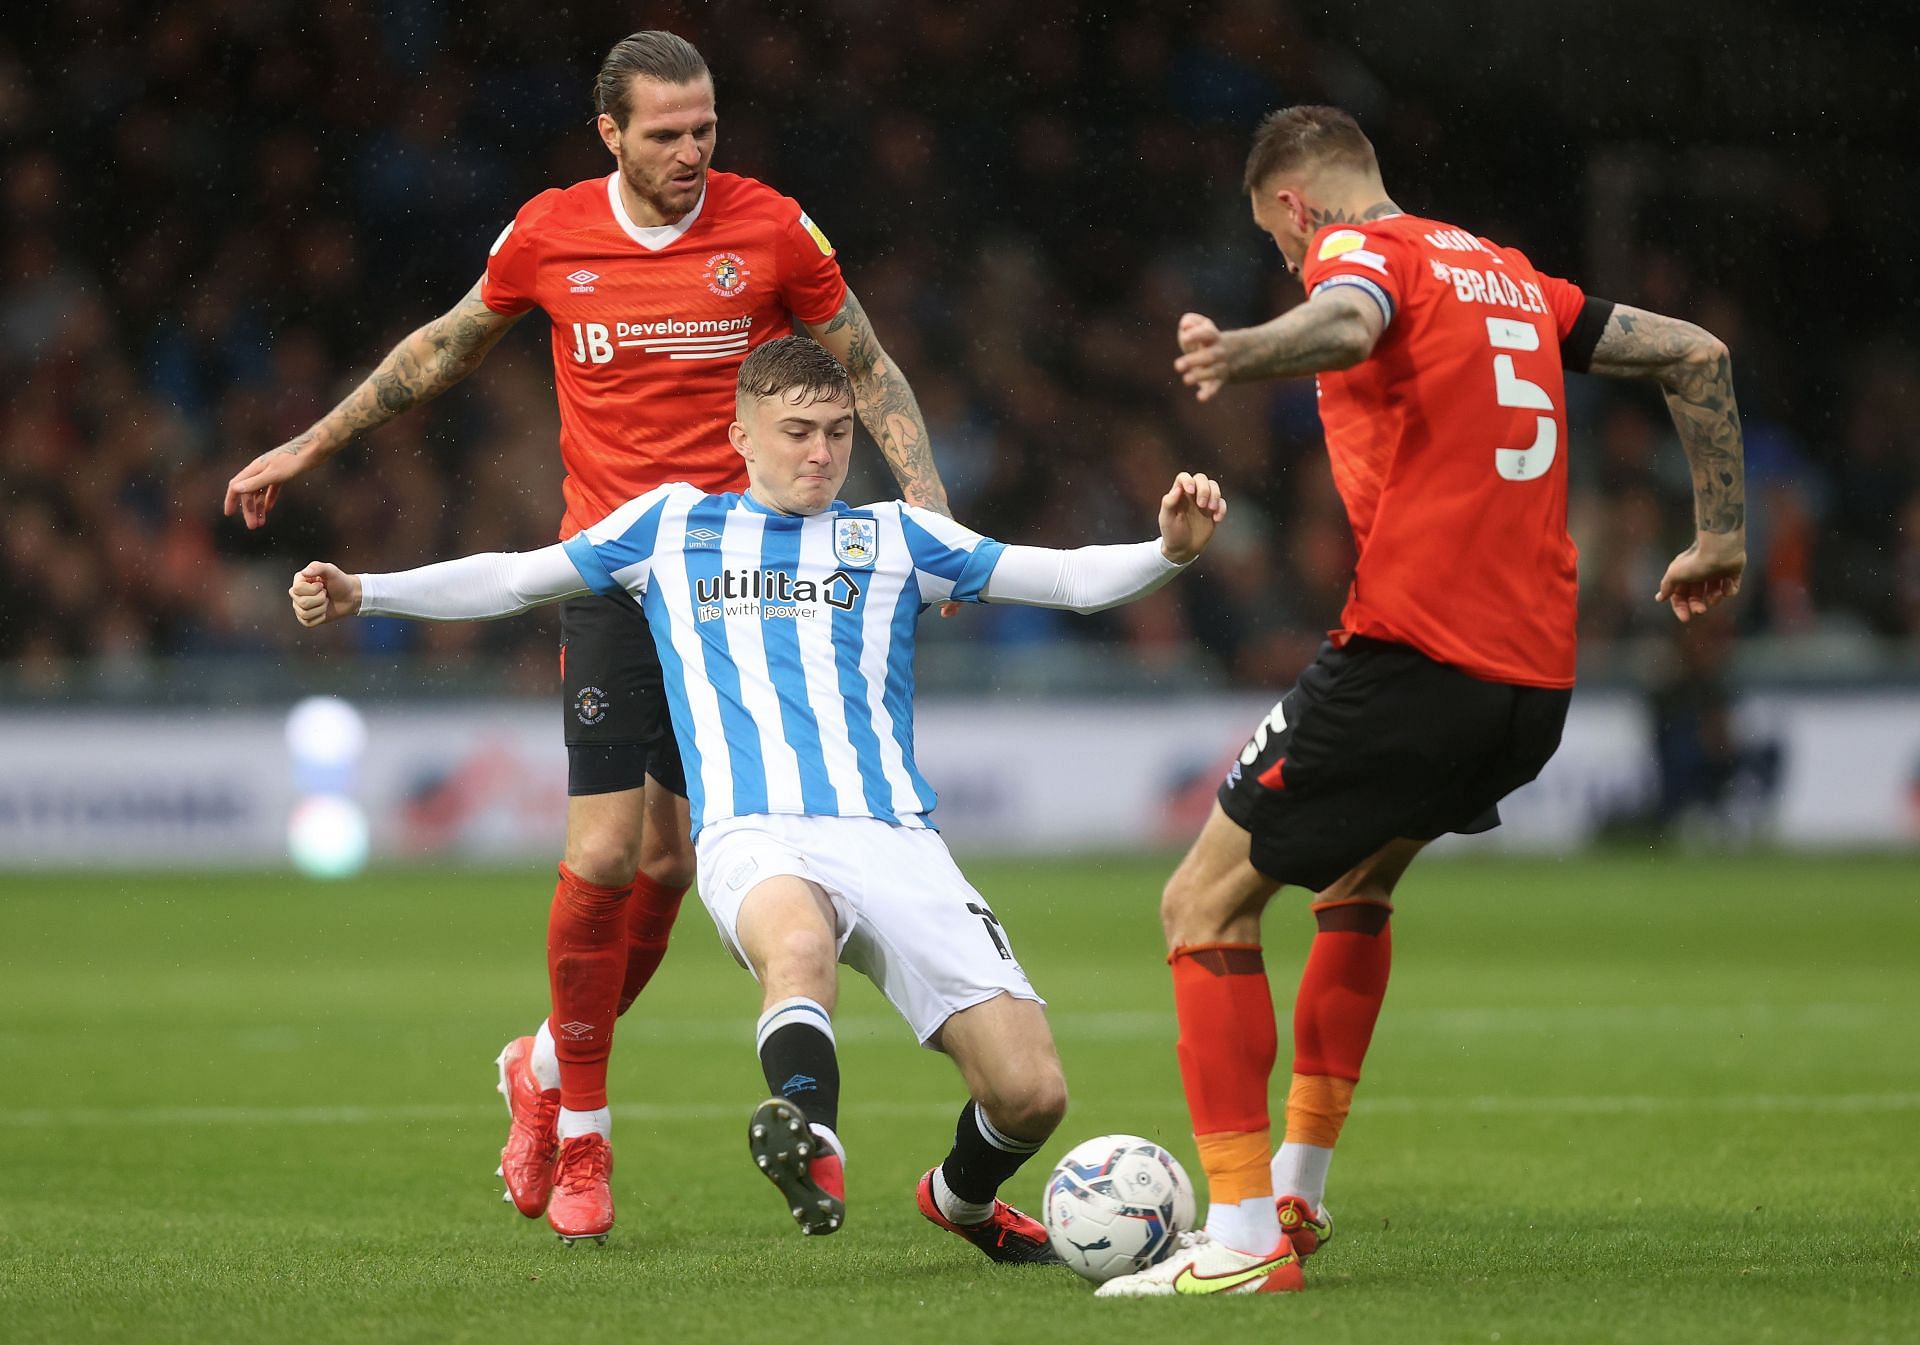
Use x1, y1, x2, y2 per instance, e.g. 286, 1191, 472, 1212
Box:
1043, 1134, 1197, 1283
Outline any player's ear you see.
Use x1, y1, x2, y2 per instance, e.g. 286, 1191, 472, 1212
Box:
595, 113, 622, 158
728, 419, 753, 462
1271, 187, 1302, 233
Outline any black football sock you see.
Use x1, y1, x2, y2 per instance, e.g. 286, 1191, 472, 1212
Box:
755, 996, 840, 1135
939, 1099, 1045, 1210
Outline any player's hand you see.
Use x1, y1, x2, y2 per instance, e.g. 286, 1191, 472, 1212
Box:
1158, 472, 1226, 564
937, 602, 962, 619
1174, 312, 1229, 401
289, 562, 363, 627
1655, 533, 1745, 623
225, 438, 320, 530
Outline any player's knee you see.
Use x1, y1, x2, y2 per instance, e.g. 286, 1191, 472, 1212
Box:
635, 840, 694, 891
564, 831, 643, 889
983, 1065, 1068, 1141
1160, 869, 1230, 945
1158, 871, 1195, 941
763, 924, 837, 986
1021, 1069, 1070, 1137
564, 840, 641, 890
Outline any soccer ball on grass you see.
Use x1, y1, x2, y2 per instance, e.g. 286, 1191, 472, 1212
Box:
1043, 1134, 1196, 1283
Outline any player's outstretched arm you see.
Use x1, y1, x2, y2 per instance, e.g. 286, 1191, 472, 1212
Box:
1175, 287, 1384, 400
226, 277, 524, 529
806, 288, 951, 517
288, 546, 589, 629
981, 472, 1226, 612
1587, 304, 1748, 622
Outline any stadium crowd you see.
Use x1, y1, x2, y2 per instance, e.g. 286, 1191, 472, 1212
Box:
4, 1, 1915, 691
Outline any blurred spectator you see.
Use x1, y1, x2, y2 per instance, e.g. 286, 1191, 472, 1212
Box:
1, 1, 1914, 694
1647, 622, 1783, 844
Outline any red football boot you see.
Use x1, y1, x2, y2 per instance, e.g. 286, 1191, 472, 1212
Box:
1276, 1195, 1334, 1259
546, 1133, 614, 1245
494, 1037, 559, 1218
916, 1168, 1061, 1264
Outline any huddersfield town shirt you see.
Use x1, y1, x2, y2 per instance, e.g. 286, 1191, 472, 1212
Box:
562, 483, 1005, 836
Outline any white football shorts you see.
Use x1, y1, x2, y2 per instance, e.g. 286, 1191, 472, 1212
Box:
695, 812, 1044, 1046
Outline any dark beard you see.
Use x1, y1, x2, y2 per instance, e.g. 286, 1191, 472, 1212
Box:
619, 161, 705, 223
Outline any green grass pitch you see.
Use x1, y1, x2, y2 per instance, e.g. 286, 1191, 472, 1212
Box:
1, 852, 1915, 1343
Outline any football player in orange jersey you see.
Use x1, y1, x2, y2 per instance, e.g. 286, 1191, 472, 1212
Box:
1099, 106, 1747, 1297
221, 32, 952, 1246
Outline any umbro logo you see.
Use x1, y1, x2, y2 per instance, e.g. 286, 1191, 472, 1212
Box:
557, 1020, 595, 1040
567, 269, 599, 293
685, 528, 722, 545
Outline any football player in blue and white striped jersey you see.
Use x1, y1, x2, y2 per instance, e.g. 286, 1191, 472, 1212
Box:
289, 336, 1224, 1259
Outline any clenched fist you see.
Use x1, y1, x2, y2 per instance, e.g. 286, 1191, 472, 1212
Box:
289, 562, 362, 628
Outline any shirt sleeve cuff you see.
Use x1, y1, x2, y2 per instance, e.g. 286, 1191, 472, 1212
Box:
950, 539, 1007, 603
562, 533, 624, 598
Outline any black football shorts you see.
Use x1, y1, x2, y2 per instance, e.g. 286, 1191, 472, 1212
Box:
559, 592, 687, 798
1217, 637, 1570, 891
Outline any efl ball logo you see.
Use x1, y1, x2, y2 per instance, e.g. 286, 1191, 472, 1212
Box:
704, 251, 751, 298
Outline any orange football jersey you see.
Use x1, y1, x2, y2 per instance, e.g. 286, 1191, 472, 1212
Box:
1300, 214, 1587, 688
482, 170, 848, 537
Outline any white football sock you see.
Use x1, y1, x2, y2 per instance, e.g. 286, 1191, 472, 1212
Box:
932, 1164, 994, 1226
1204, 1195, 1283, 1256
531, 1021, 561, 1092
810, 1123, 845, 1163
558, 1106, 611, 1140
1271, 1141, 1333, 1213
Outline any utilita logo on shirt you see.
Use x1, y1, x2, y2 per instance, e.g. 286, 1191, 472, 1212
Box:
693, 568, 863, 623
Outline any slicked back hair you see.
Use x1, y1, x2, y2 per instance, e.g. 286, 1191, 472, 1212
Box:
594, 31, 710, 128
1242, 105, 1379, 194
736, 337, 851, 414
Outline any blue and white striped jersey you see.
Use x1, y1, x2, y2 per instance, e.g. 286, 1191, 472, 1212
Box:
562, 483, 1006, 836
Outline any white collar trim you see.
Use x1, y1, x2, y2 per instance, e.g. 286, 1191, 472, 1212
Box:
606, 172, 706, 251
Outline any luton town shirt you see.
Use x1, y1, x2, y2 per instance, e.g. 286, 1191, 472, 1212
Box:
482, 171, 850, 538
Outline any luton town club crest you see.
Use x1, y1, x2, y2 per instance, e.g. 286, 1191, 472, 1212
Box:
704, 251, 750, 297
833, 518, 878, 568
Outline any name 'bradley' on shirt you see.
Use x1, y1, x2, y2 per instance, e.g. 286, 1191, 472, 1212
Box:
1430, 258, 1552, 315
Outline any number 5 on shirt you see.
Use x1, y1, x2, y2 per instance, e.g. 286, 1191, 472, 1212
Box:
1486, 316, 1556, 482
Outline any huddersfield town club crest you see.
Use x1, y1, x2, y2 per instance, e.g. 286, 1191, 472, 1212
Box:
833, 517, 878, 568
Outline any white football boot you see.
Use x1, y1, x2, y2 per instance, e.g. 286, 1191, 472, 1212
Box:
1093, 1229, 1304, 1298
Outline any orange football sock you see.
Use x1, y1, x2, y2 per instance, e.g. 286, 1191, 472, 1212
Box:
1284, 1073, 1356, 1148
1170, 943, 1277, 1204
1193, 1130, 1274, 1205
547, 863, 634, 1112
616, 873, 686, 1016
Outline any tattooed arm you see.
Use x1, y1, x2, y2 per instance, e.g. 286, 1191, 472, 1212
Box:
223, 277, 524, 528
804, 289, 950, 516
1173, 286, 1385, 401
1587, 304, 1748, 622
